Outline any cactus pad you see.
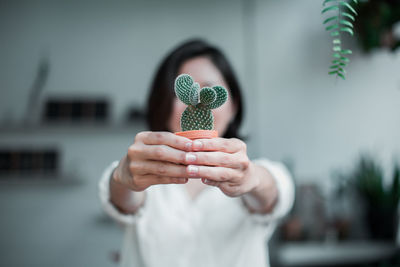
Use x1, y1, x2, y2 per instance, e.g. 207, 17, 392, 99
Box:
174, 74, 228, 131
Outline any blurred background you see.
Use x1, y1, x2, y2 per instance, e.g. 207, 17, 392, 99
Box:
0, 0, 399, 266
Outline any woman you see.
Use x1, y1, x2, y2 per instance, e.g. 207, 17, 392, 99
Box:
99, 39, 294, 267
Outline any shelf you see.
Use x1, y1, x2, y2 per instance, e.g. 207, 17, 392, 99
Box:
0, 173, 84, 187
0, 122, 146, 135
276, 241, 400, 267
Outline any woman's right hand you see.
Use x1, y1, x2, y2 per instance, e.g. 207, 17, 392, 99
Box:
112, 131, 193, 192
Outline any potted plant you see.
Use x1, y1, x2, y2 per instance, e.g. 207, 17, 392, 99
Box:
173, 74, 227, 140
351, 155, 400, 241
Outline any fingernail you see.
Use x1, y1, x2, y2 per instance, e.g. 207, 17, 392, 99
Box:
187, 165, 198, 175
185, 142, 192, 151
185, 153, 196, 163
203, 178, 209, 184
193, 140, 203, 150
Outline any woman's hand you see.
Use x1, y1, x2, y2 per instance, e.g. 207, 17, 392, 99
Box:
184, 138, 259, 197
185, 137, 278, 213
113, 131, 193, 192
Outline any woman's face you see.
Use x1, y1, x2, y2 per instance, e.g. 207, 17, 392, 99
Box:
168, 56, 236, 135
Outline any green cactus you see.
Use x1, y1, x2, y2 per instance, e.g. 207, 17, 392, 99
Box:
174, 74, 228, 131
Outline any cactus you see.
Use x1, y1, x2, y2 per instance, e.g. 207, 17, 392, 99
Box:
174, 74, 228, 131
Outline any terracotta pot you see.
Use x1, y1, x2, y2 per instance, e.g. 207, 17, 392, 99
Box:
175, 130, 218, 140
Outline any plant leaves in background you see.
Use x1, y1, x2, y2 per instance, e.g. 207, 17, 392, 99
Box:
353, 0, 400, 53
322, 0, 358, 80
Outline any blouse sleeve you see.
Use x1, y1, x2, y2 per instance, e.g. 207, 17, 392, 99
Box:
98, 161, 146, 226
244, 158, 295, 225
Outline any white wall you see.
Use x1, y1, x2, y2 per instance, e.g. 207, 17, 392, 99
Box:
253, 0, 400, 182
0, 0, 246, 124
0, 0, 399, 189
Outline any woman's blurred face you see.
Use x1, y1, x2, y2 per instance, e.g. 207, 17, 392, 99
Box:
168, 56, 236, 135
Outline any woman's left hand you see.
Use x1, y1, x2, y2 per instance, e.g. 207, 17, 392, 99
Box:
185, 138, 260, 197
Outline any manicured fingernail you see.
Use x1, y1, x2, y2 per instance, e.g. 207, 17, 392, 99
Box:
203, 178, 209, 184
193, 140, 203, 150
187, 165, 198, 175
185, 142, 192, 151
185, 153, 196, 163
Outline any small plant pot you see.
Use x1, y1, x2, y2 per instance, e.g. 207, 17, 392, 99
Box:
175, 130, 218, 140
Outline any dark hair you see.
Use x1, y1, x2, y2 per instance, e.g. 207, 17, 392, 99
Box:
146, 39, 244, 139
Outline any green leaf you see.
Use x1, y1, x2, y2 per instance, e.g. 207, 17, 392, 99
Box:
340, 19, 353, 28
337, 67, 346, 73
333, 39, 341, 44
333, 45, 341, 51
332, 52, 341, 58
326, 24, 339, 31
331, 31, 340, 36
323, 15, 338, 24
329, 70, 338, 75
340, 56, 350, 62
337, 72, 346, 80
331, 60, 347, 66
330, 65, 339, 69
339, 1, 357, 15
352, 0, 358, 4
342, 12, 355, 21
323, 0, 338, 6
322, 5, 339, 14
340, 27, 354, 35
341, 49, 352, 54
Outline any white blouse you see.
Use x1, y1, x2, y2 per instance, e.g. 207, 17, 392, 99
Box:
98, 158, 294, 267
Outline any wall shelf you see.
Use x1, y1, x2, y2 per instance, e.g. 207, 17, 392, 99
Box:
0, 173, 84, 187
0, 122, 146, 135
276, 241, 400, 267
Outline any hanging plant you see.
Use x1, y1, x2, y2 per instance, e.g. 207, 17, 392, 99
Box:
322, 0, 359, 80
